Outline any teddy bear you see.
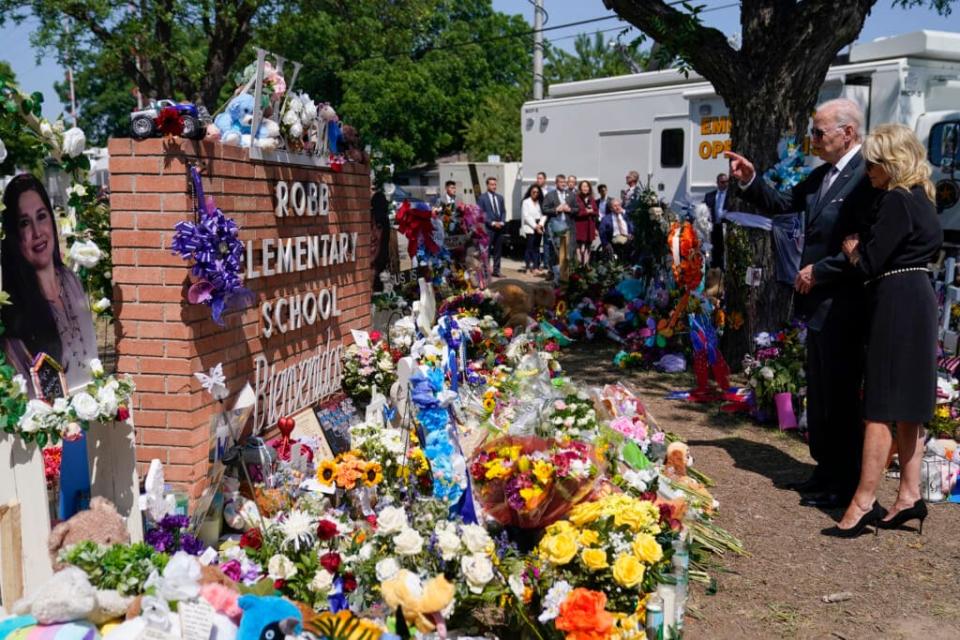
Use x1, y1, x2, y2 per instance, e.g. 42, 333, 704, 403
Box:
379, 570, 455, 634
212, 95, 281, 150
662, 442, 716, 514
12, 567, 131, 626
487, 279, 556, 330
48, 498, 130, 570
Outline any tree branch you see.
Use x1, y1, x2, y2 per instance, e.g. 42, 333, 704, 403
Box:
602, 0, 739, 91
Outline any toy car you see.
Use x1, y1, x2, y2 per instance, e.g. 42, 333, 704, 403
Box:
130, 100, 206, 140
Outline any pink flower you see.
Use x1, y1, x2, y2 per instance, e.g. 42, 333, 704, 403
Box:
554, 400, 567, 411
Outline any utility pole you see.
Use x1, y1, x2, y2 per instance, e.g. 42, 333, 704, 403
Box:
532, 0, 544, 100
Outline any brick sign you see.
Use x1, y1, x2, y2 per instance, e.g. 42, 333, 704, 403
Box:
108, 138, 372, 498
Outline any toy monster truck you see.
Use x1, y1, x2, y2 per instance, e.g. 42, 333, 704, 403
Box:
130, 100, 207, 140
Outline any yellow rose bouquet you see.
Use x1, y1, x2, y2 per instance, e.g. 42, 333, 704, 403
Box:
535, 494, 677, 617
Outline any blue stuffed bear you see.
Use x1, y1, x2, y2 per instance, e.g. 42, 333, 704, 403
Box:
236, 596, 301, 640
213, 95, 280, 149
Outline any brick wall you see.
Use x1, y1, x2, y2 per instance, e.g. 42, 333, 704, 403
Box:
108, 138, 372, 499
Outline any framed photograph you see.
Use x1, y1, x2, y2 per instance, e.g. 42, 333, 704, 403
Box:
30, 352, 67, 403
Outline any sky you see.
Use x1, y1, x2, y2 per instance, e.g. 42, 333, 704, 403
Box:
0, 0, 954, 120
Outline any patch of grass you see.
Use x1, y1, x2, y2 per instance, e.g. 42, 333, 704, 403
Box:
762, 602, 805, 635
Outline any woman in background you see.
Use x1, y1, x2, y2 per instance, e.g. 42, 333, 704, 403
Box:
825, 124, 942, 538
520, 184, 544, 274
1, 174, 97, 394
573, 180, 598, 266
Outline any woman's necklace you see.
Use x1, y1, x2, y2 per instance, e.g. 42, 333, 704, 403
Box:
44, 273, 63, 304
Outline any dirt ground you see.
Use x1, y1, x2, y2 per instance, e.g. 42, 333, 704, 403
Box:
560, 342, 960, 640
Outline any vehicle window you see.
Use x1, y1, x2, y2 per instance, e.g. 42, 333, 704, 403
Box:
929, 121, 960, 167
660, 128, 684, 168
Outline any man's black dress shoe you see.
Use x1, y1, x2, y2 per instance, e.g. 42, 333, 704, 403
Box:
799, 493, 845, 508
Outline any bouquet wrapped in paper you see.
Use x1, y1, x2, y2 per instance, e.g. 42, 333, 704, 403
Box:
469, 436, 602, 528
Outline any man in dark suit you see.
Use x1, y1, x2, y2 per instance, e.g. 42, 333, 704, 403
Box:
621, 170, 642, 215
479, 176, 507, 277
704, 173, 729, 269
726, 98, 879, 509
541, 174, 575, 282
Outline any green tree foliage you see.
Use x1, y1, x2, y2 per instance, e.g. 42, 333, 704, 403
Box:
259, 0, 530, 169
0, 1, 278, 110
55, 64, 136, 147
544, 31, 648, 85
462, 83, 528, 162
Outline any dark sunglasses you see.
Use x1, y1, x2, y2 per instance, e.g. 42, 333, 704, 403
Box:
809, 126, 842, 139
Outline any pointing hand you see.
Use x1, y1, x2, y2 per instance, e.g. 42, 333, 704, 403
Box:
724, 150, 755, 184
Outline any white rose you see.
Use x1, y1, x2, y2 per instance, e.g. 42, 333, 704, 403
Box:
69, 239, 101, 269
40, 121, 54, 139
89, 358, 104, 377
97, 385, 119, 417
289, 122, 303, 139
375, 557, 400, 582
11, 374, 27, 396
759, 366, 775, 380
393, 527, 424, 556
508, 572, 525, 600
0, 137, 6, 164
460, 554, 494, 594
435, 528, 462, 561
288, 96, 303, 115
52, 397, 69, 414
301, 101, 317, 125
18, 399, 52, 433
267, 554, 297, 580
62, 127, 86, 158
70, 392, 100, 420
377, 506, 408, 534
461, 524, 492, 555
358, 543, 373, 561
309, 569, 334, 594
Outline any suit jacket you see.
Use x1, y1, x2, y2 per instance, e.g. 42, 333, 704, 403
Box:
432, 194, 458, 209
479, 191, 507, 231
704, 189, 729, 223
541, 189, 573, 219
621, 185, 642, 214
739, 151, 879, 330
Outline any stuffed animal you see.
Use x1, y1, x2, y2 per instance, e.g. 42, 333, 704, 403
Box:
48, 498, 130, 570
379, 571, 455, 634
662, 442, 716, 514
236, 596, 301, 640
12, 567, 131, 626
213, 95, 281, 150
340, 124, 366, 163
487, 279, 556, 330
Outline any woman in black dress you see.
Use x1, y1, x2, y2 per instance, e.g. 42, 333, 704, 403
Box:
825, 123, 942, 537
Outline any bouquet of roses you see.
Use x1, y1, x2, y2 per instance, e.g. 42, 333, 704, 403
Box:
469, 436, 601, 528
351, 499, 508, 632
535, 493, 679, 629
341, 337, 400, 405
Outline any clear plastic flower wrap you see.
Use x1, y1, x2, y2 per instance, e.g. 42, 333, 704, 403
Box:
469, 435, 604, 528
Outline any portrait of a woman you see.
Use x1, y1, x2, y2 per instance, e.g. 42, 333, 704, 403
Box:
1, 173, 97, 395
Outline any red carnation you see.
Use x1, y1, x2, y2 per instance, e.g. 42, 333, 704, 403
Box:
240, 528, 263, 550
156, 107, 184, 137
369, 330, 382, 342
273, 579, 285, 590
365, 514, 378, 529
316, 519, 338, 540
342, 573, 358, 593
320, 552, 341, 574
116, 406, 131, 422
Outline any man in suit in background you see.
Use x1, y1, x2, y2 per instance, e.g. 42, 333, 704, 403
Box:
621, 170, 641, 215
704, 173, 729, 269
542, 173, 575, 282
596, 184, 612, 218
433, 180, 458, 209
727, 98, 879, 509
536, 171, 550, 193
479, 176, 507, 277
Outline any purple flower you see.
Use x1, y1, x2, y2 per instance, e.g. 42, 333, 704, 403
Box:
180, 533, 204, 555
220, 560, 242, 582
160, 514, 190, 531
146, 528, 174, 552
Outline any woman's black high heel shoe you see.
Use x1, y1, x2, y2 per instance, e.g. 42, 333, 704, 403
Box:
821, 501, 886, 538
876, 499, 927, 534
